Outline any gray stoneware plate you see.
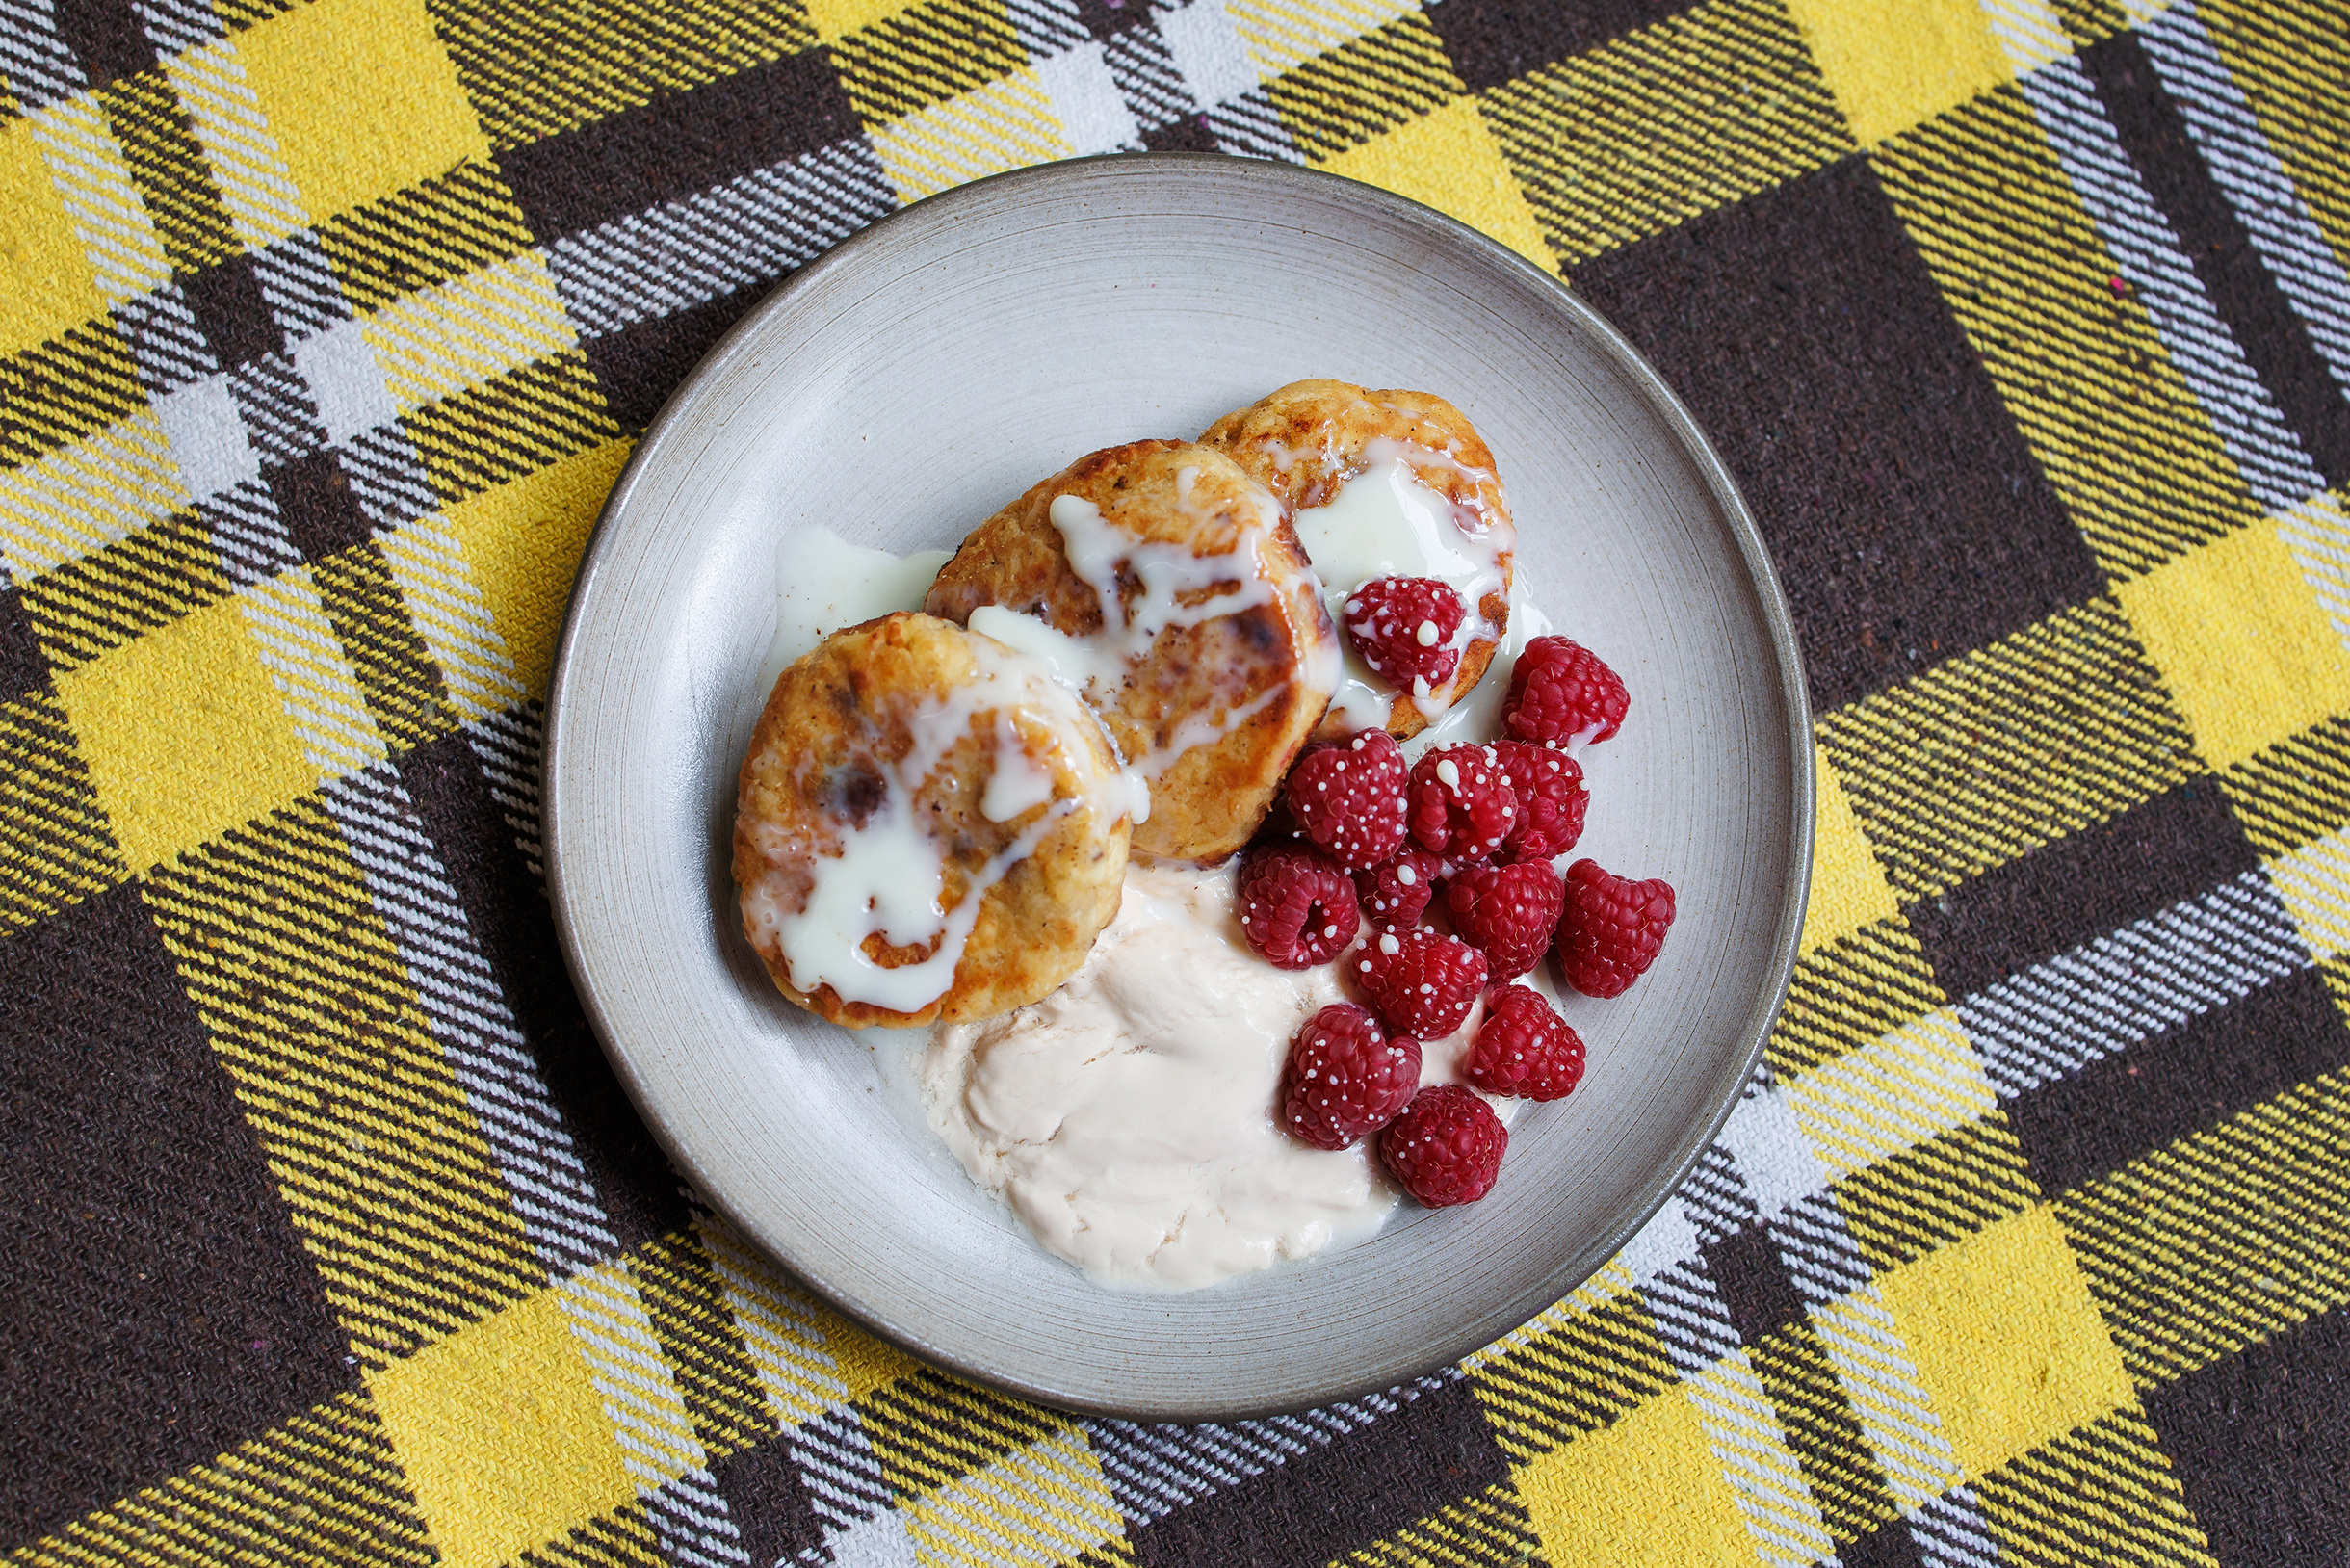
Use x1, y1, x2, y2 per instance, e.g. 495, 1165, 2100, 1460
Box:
544, 153, 1812, 1422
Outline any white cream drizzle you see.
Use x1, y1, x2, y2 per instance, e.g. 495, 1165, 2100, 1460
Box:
967, 477, 1305, 781
1262, 439, 1308, 474
1050, 485, 1283, 676
979, 710, 1059, 823
1141, 681, 1292, 778
1291, 439, 1512, 730
743, 639, 1116, 1015
965, 603, 1095, 693
764, 527, 954, 693
965, 606, 1155, 816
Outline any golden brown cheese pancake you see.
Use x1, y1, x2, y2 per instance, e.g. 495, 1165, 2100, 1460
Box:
926, 440, 1339, 863
1201, 379, 1514, 739
733, 612, 1135, 1029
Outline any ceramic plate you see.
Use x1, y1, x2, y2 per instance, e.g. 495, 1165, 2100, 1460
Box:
544, 154, 1812, 1421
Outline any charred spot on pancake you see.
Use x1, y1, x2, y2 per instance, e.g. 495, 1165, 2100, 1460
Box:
824, 763, 886, 828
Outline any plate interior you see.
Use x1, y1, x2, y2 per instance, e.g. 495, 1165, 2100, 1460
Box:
546, 156, 1809, 1420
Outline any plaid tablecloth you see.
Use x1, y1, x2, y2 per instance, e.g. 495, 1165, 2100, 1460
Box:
5, 0, 2347, 1561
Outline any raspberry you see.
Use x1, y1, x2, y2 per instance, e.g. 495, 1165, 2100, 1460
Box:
1285, 728, 1410, 870
1239, 845, 1360, 970
1429, 853, 1492, 904
1491, 741, 1587, 863
1443, 860, 1564, 981
1464, 983, 1585, 1101
1279, 1003, 1423, 1150
1378, 1085, 1506, 1207
1555, 859, 1676, 997
1352, 846, 1443, 928
1407, 744, 1517, 859
1503, 637, 1629, 746
1356, 926, 1487, 1039
1344, 576, 1466, 692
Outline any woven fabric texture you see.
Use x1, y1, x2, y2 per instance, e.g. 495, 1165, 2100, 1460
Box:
4, 0, 2347, 1562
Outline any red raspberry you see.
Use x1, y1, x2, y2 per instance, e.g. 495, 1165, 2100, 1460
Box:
1239, 845, 1359, 970
1285, 728, 1410, 870
1279, 1003, 1423, 1150
1491, 741, 1587, 863
1344, 576, 1466, 692
1352, 846, 1443, 928
1503, 638, 1629, 746
1356, 926, 1487, 1038
1407, 744, 1517, 859
1464, 983, 1585, 1100
1443, 860, 1564, 981
1378, 1085, 1506, 1207
1424, 856, 1493, 923
1555, 859, 1676, 997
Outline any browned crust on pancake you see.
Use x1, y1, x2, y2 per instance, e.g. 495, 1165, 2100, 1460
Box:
732, 612, 1131, 1029
926, 440, 1337, 862
1200, 379, 1514, 740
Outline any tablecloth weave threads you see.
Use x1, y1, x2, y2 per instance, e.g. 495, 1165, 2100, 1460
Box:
4, 0, 2347, 1563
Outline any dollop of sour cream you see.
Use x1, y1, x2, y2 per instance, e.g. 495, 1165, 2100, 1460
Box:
921, 862, 1528, 1291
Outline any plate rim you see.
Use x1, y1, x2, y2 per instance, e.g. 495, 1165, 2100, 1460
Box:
543, 151, 1815, 1421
